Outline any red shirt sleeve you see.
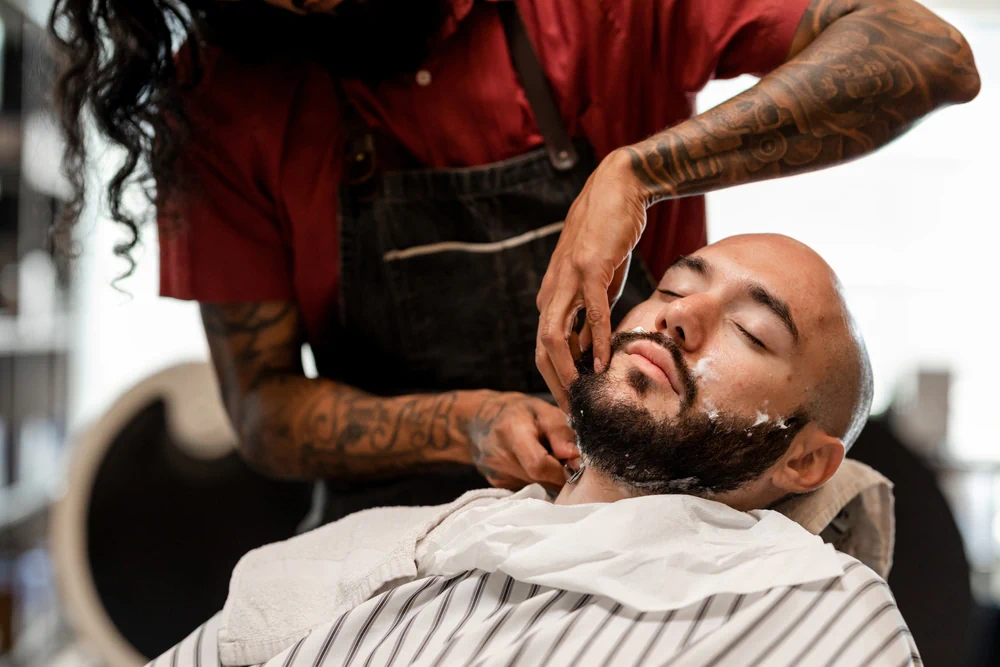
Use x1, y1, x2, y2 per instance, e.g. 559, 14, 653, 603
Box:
625, 0, 812, 93
158, 48, 296, 303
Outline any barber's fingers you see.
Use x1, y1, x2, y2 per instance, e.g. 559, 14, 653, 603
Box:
508, 419, 568, 492
582, 278, 613, 374
578, 323, 592, 358
535, 330, 570, 412
533, 399, 579, 463
488, 475, 527, 491
476, 447, 527, 492
608, 254, 631, 310
576, 257, 631, 368
537, 288, 581, 407
567, 330, 583, 362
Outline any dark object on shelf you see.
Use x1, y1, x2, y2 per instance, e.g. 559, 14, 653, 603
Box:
0, 581, 11, 654
850, 415, 973, 666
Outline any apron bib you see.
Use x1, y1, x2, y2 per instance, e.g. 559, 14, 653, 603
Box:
310, 2, 656, 526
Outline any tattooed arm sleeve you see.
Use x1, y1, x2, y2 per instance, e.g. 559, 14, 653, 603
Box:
200, 301, 484, 480
628, 0, 980, 204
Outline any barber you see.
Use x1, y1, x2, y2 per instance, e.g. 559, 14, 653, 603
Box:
52, 0, 978, 525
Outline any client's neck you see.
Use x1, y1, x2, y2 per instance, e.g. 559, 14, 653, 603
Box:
553, 466, 763, 512
554, 467, 638, 505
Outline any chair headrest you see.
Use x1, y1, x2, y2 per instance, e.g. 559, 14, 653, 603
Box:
773, 459, 895, 578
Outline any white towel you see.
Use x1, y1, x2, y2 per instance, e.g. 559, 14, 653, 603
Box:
217, 488, 510, 666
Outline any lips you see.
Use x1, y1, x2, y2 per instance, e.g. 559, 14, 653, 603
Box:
625, 339, 681, 394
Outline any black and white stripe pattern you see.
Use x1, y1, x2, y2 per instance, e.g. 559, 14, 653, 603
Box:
152, 552, 919, 667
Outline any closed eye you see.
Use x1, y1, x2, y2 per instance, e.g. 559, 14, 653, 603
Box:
658, 289, 766, 350
736, 323, 767, 350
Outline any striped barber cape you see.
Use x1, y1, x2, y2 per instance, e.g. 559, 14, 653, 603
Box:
151, 486, 918, 667
155, 551, 917, 667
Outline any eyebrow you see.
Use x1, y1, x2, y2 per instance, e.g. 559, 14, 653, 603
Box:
666, 255, 711, 277
665, 255, 799, 345
747, 283, 799, 345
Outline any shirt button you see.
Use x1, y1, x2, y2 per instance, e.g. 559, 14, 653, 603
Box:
416, 69, 432, 86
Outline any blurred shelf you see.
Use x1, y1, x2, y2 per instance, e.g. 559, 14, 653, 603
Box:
0, 314, 69, 355
0, 611, 75, 667
926, 455, 1000, 475
0, 477, 54, 536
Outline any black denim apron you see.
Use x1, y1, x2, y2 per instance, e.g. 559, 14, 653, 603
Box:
310, 3, 656, 526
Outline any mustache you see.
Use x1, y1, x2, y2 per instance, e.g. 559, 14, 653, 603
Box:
575, 330, 698, 407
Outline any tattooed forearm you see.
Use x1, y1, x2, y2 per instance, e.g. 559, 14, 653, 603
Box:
254, 379, 472, 480
200, 302, 477, 480
627, 0, 980, 204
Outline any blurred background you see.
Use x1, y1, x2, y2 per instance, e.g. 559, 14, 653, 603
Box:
0, 0, 996, 665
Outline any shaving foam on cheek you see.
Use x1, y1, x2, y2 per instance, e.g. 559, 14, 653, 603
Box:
750, 407, 792, 430
701, 398, 720, 421
750, 404, 793, 429
690, 356, 719, 382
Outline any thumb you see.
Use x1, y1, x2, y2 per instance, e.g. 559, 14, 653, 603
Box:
535, 403, 579, 461
607, 253, 632, 310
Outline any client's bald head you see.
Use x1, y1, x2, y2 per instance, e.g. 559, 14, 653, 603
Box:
711, 235, 873, 450
568, 233, 874, 509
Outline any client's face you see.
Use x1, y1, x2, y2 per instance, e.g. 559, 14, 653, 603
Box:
568, 235, 842, 499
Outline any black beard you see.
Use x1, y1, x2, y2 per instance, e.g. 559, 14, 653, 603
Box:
570, 331, 807, 497
200, 0, 451, 80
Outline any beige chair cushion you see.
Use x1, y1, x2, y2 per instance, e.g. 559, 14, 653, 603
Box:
774, 459, 895, 579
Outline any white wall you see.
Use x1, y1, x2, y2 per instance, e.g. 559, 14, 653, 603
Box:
698, 10, 998, 461
67, 149, 208, 431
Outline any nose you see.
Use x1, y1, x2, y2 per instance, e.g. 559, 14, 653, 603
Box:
654, 293, 718, 352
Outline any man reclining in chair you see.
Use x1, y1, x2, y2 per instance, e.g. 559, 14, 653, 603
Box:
152, 234, 916, 667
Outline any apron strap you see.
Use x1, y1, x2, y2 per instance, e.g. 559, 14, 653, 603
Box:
498, 1, 580, 172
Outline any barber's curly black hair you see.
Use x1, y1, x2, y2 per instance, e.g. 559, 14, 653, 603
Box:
48, 0, 445, 280
48, 0, 289, 278
50, 1, 203, 277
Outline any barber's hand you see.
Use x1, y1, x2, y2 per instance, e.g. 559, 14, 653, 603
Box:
536, 149, 649, 410
465, 391, 580, 494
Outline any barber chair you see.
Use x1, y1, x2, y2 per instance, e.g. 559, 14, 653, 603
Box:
49, 363, 312, 666
849, 415, 973, 667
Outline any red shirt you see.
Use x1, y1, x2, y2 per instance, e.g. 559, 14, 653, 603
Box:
160, 0, 809, 345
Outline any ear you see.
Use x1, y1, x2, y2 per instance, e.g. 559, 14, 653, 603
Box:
770, 424, 845, 494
